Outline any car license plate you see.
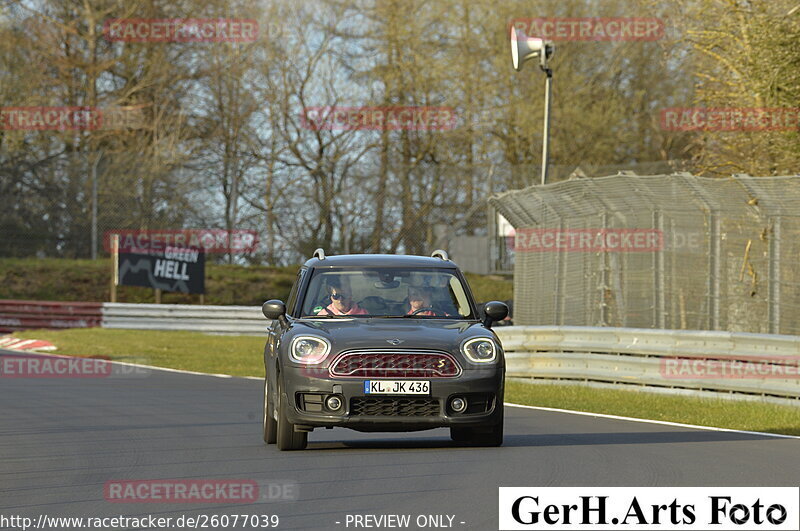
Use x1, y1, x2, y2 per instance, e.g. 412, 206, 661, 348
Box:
364, 380, 430, 395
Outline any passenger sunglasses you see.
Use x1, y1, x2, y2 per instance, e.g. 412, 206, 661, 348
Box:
330, 292, 350, 300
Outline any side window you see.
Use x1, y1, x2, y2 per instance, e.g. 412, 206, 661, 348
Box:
285, 269, 305, 315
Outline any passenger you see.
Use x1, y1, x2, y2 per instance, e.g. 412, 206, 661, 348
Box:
317, 279, 368, 316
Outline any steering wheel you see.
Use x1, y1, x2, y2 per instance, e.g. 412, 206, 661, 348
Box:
409, 307, 445, 316
315, 304, 334, 315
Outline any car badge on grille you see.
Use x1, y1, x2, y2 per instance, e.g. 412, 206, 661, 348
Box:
386, 338, 404, 345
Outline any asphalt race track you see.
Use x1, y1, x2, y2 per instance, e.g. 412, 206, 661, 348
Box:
1, 349, 799, 531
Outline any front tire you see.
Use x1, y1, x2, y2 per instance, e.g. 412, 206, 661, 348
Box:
262, 377, 277, 444
472, 411, 504, 447
276, 380, 307, 451
449, 427, 471, 442
450, 405, 504, 447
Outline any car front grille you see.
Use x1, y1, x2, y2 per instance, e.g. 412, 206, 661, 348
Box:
350, 397, 441, 417
329, 350, 460, 378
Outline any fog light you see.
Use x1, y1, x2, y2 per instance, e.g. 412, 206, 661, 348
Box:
326, 395, 342, 411
450, 397, 467, 413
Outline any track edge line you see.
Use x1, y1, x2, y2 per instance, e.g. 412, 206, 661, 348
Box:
505, 402, 800, 439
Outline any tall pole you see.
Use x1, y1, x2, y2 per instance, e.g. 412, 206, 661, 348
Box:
91, 155, 98, 260
90, 150, 103, 260
509, 27, 553, 185
110, 234, 118, 302
541, 68, 552, 186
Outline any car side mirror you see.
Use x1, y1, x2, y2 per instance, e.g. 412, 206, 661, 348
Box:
482, 301, 509, 329
262, 300, 287, 323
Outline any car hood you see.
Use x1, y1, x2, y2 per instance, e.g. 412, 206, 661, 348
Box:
288, 318, 493, 353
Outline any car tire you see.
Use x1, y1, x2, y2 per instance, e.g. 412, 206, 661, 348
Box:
449, 405, 504, 447
449, 427, 471, 442
276, 380, 307, 451
472, 411, 504, 447
262, 377, 277, 444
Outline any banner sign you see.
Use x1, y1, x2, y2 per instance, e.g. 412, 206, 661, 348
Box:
117, 242, 205, 294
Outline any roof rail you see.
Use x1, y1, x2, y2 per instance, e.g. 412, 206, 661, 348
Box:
313, 248, 326, 260
431, 249, 449, 261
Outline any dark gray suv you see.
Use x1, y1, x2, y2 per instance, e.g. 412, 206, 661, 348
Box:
261, 250, 509, 450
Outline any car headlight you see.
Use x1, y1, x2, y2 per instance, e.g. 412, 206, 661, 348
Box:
461, 337, 497, 363
289, 336, 331, 364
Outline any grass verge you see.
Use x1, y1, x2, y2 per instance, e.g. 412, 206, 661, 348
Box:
505, 380, 799, 436
8, 328, 800, 435
11, 328, 264, 378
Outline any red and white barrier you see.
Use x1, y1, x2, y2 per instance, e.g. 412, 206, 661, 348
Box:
0, 300, 103, 333
0, 336, 57, 352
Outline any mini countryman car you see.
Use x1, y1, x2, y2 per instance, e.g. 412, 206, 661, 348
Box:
261, 250, 509, 450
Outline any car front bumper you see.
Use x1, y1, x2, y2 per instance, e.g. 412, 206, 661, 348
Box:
280, 365, 504, 432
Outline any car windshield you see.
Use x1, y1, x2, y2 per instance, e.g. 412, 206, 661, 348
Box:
299, 267, 474, 319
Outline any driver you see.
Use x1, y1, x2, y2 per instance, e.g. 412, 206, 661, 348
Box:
406, 286, 445, 316
316, 278, 368, 316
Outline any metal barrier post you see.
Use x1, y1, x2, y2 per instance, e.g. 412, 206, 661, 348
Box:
555, 217, 565, 324
769, 216, 781, 334
110, 234, 118, 303
600, 212, 609, 326
679, 175, 721, 331
709, 213, 721, 330
653, 210, 665, 328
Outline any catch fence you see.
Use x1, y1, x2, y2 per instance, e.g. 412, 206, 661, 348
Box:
489, 173, 800, 335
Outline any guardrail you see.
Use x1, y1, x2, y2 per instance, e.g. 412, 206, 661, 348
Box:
102, 303, 265, 335
495, 326, 800, 400
0, 300, 103, 333
3, 299, 799, 400
0, 301, 272, 335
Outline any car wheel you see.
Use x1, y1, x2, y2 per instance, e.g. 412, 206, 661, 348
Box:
276, 380, 307, 451
450, 405, 504, 447
449, 427, 471, 442
472, 411, 504, 447
262, 377, 277, 444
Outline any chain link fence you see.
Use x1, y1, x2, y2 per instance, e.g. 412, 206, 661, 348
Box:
489, 173, 800, 335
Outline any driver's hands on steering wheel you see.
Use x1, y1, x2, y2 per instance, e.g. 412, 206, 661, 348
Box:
408, 307, 445, 316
